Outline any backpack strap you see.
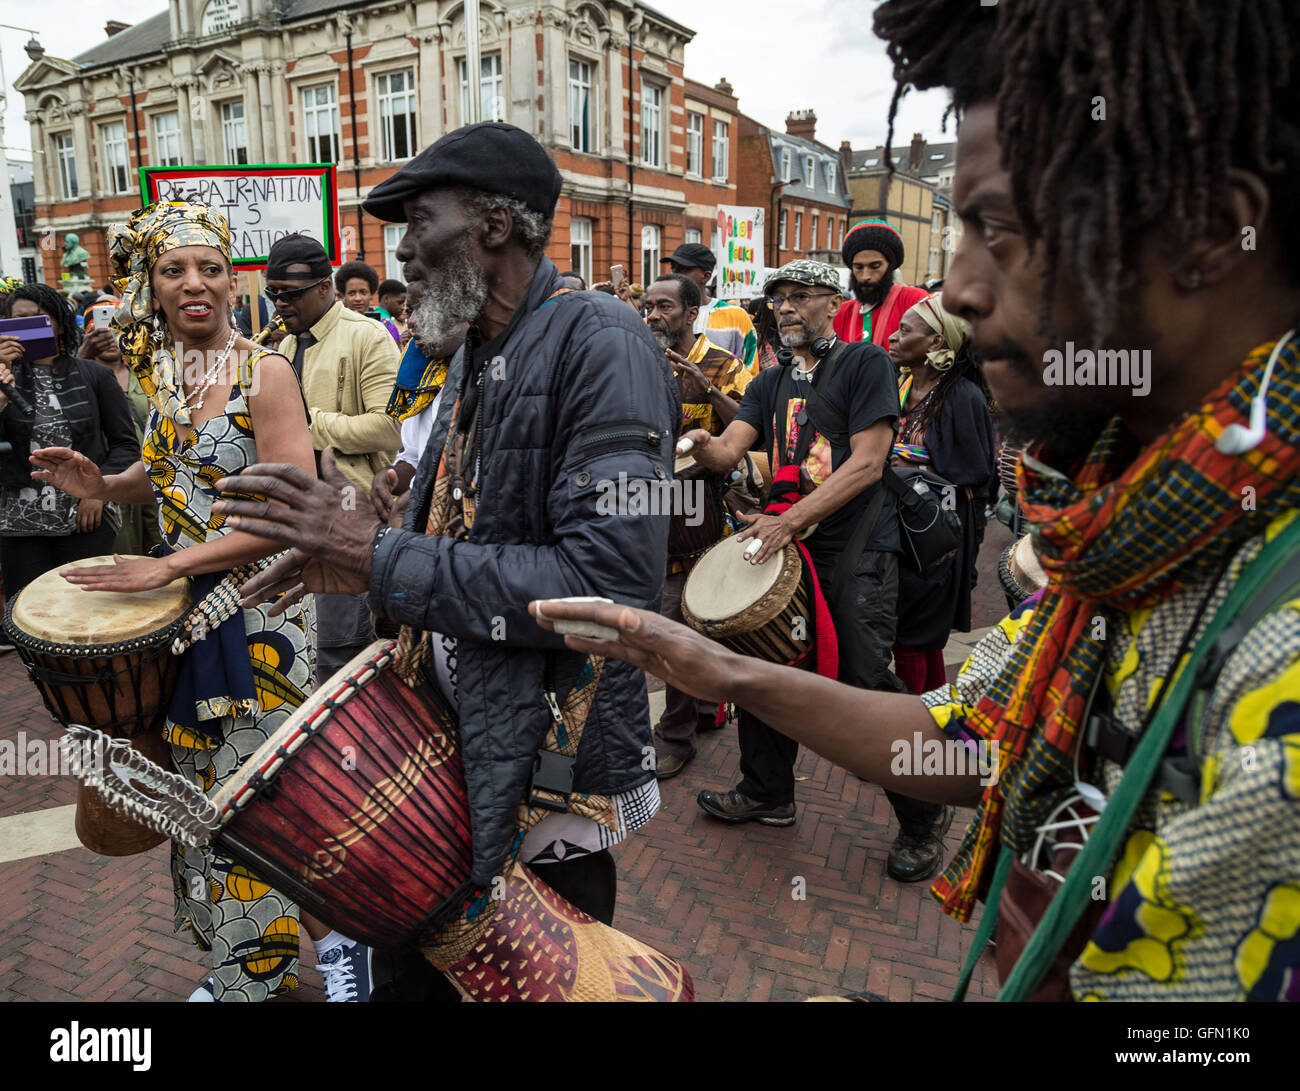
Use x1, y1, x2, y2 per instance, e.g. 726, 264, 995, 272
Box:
988, 515, 1300, 1002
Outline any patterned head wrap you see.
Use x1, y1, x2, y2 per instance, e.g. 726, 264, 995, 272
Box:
107, 201, 233, 424
908, 291, 970, 372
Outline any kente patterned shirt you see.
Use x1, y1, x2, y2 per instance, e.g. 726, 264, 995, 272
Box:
693, 298, 758, 372
921, 511, 1300, 1000
678, 331, 755, 437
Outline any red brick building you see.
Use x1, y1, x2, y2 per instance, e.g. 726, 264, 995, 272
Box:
15, 0, 742, 294
736, 108, 852, 272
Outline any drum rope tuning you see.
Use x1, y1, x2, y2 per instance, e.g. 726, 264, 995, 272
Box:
65, 725, 221, 845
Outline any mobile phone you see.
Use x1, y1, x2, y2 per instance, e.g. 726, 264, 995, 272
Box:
611, 265, 627, 291
91, 303, 116, 331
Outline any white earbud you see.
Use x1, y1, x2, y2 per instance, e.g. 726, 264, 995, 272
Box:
1215, 328, 1294, 455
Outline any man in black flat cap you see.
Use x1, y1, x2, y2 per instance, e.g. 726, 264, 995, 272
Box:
214, 122, 678, 999
664, 242, 758, 372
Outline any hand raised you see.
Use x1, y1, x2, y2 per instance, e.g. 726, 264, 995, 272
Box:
29, 447, 108, 500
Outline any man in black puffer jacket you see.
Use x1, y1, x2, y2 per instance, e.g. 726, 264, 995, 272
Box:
222, 124, 678, 997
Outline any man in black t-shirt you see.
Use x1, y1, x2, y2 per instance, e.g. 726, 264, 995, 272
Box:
678, 259, 953, 883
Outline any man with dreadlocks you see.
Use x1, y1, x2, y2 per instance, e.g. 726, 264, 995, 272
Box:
533, 0, 1300, 1001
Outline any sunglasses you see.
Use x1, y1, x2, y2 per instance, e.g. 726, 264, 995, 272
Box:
264, 276, 330, 304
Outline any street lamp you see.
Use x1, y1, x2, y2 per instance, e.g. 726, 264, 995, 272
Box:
769, 177, 800, 267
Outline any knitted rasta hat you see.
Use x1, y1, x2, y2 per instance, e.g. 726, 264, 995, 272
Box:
841, 219, 904, 270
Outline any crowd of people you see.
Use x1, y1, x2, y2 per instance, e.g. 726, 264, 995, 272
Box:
1, 0, 1297, 1006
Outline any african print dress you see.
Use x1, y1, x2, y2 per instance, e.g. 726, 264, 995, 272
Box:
142, 348, 316, 1002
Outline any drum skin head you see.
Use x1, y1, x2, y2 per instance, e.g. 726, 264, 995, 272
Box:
1012, 534, 1048, 591
10, 556, 191, 645
682, 534, 784, 621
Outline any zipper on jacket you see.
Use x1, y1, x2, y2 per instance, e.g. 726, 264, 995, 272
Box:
573, 420, 665, 461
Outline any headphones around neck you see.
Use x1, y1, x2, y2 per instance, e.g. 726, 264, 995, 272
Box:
777, 336, 836, 370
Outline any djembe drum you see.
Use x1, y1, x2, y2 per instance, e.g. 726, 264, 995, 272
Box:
667, 454, 726, 570
998, 533, 1048, 607
680, 535, 813, 666
3, 556, 190, 855
64, 641, 693, 1002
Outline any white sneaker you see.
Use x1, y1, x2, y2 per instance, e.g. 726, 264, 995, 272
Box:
187, 979, 215, 1001
316, 940, 373, 1002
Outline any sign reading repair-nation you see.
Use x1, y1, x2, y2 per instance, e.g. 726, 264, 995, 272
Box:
713, 206, 765, 300
139, 163, 340, 269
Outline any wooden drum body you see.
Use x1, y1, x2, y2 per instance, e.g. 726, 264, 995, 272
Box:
3, 556, 190, 855
212, 642, 474, 950
667, 454, 726, 566
680, 535, 813, 666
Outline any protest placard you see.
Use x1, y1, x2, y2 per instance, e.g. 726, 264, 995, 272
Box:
139, 163, 340, 269
714, 205, 765, 299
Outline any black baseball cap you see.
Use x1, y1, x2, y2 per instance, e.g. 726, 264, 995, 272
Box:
662, 243, 716, 273
362, 123, 563, 223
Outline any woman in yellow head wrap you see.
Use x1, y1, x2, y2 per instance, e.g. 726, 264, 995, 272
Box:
886, 292, 998, 696
27, 201, 341, 1002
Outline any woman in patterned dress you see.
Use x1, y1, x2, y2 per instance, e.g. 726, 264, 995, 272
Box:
27, 202, 349, 1002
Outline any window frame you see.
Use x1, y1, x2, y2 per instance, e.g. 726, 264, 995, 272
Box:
825, 159, 837, 193
641, 80, 665, 168
101, 120, 130, 195
640, 222, 661, 286
568, 56, 595, 153
684, 227, 702, 245
779, 208, 787, 249
811, 212, 819, 253
300, 82, 341, 164
803, 155, 816, 190
686, 111, 704, 177
457, 53, 505, 126
780, 146, 792, 183
54, 132, 78, 199
570, 215, 593, 286
712, 119, 729, 182
151, 111, 182, 168
219, 99, 249, 165
382, 223, 406, 282
794, 211, 802, 250
374, 68, 419, 163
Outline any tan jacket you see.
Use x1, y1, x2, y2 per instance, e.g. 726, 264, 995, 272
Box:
280, 301, 400, 491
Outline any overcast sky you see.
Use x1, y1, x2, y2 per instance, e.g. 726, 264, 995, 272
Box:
1, 0, 952, 160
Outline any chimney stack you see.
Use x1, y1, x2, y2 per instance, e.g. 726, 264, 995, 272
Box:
105, 20, 131, 37
785, 108, 817, 142
839, 140, 853, 178
714, 77, 734, 97
909, 132, 925, 173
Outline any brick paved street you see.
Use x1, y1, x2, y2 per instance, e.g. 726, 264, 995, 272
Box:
0, 522, 1012, 1003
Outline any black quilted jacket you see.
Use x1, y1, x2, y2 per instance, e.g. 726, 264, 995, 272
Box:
369, 257, 678, 885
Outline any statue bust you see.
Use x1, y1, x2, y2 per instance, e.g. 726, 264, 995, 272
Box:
61, 233, 90, 278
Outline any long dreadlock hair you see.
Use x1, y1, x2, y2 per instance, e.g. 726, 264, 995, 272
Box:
913, 341, 994, 434
11, 282, 82, 357
874, 0, 1300, 346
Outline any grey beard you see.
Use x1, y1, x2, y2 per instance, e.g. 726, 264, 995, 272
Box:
779, 325, 810, 349
408, 244, 489, 353
650, 328, 673, 350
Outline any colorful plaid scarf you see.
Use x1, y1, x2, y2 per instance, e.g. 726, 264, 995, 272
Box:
932, 332, 1300, 921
